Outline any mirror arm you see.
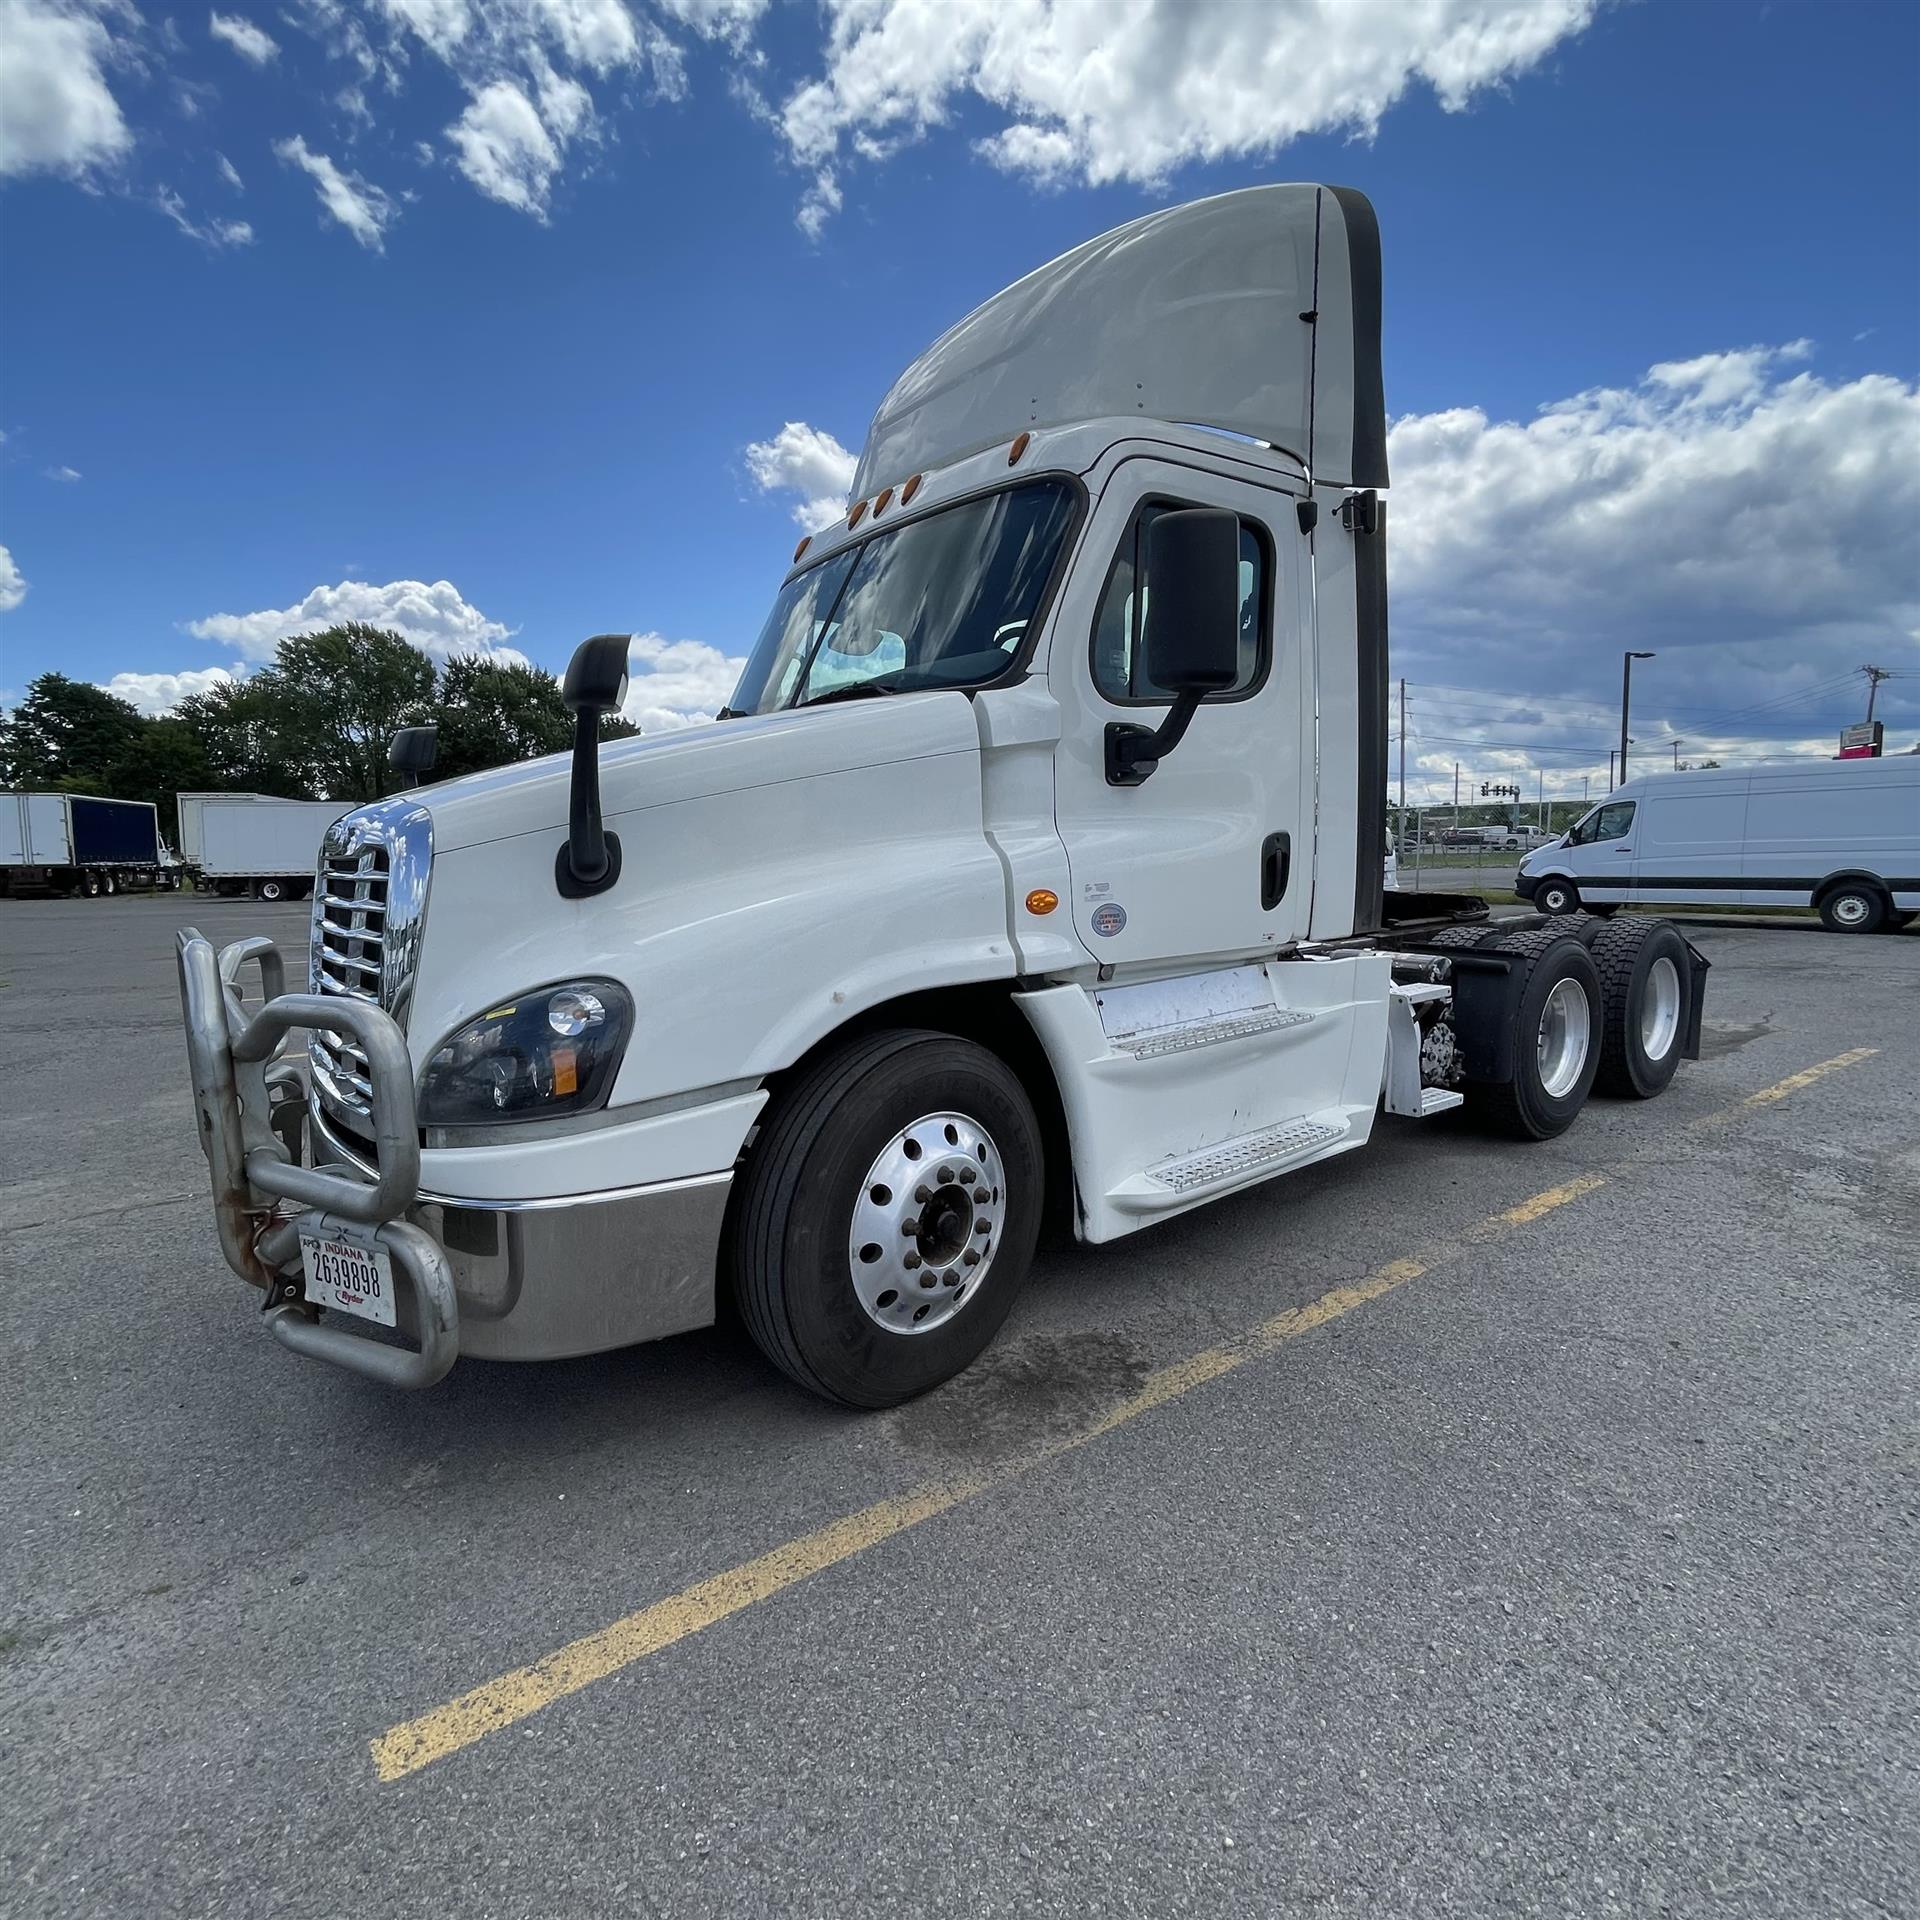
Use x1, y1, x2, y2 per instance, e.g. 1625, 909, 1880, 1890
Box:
556, 708, 623, 898
1105, 688, 1204, 788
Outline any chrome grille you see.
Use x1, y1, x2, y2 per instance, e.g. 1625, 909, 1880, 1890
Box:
307, 800, 433, 1133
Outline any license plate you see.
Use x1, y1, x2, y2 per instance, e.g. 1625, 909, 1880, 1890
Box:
299, 1231, 397, 1326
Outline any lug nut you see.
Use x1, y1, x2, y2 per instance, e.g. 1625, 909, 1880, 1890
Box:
920, 1274, 937, 1289
962, 1248, 979, 1267
913, 1185, 931, 1204
975, 1217, 991, 1235
958, 1168, 976, 1185
936, 1164, 956, 1183
904, 1251, 921, 1270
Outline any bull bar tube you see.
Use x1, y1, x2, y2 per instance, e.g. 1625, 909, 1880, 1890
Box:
176, 927, 458, 1388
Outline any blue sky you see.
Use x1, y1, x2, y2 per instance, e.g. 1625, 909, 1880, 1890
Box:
2, 0, 1916, 797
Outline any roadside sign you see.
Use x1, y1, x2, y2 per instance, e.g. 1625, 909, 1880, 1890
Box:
1837, 721, 1883, 759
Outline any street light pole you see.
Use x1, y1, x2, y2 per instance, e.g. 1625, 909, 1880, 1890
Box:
1621, 650, 1654, 786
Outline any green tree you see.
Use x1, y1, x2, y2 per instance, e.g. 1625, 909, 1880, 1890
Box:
104, 718, 211, 841
0, 673, 146, 790
273, 623, 437, 801
175, 676, 315, 798
430, 657, 575, 781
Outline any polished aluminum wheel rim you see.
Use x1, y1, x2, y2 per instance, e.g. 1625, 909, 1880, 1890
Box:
1641, 954, 1681, 1061
848, 1111, 1005, 1335
1537, 976, 1592, 1099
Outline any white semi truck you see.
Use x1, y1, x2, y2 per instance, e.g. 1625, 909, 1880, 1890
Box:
176, 184, 1708, 1401
178, 793, 352, 899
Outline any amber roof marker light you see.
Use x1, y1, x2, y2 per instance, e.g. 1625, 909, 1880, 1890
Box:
792, 535, 811, 562
1008, 432, 1031, 465
873, 486, 894, 516
900, 473, 923, 504
847, 499, 868, 529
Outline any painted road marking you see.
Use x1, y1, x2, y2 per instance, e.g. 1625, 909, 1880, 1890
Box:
1689, 1046, 1879, 1130
370, 1048, 1878, 1783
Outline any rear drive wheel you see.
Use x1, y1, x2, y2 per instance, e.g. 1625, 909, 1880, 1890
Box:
731, 1030, 1044, 1407
1589, 916, 1690, 1098
1818, 882, 1885, 935
1467, 932, 1602, 1140
101, 870, 119, 896
1534, 875, 1580, 916
82, 870, 102, 897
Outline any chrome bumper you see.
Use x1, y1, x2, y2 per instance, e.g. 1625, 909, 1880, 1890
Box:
177, 928, 734, 1388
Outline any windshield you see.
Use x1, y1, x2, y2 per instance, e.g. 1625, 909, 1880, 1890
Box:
728, 480, 1079, 717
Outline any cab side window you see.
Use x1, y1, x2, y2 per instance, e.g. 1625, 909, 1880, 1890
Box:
1576, 801, 1636, 844
1091, 502, 1269, 704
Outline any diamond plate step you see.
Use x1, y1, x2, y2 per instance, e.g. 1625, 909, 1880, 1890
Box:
1148, 1115, 1347, 1195
1112, 1005, 1314, 1061
1417, 1088, 1464, 1116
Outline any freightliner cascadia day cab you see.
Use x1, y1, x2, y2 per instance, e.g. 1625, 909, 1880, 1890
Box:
176, 185, 1710, 1404
1517, 757, 1920, 931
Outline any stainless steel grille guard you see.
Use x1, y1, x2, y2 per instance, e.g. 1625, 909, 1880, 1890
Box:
176, 927, 457, 1389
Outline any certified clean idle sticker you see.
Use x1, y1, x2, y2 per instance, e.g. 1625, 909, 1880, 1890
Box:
1090, 902, 1127, 938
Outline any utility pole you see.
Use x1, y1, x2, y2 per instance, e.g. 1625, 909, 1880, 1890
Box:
1536, 768, 1544, 830
1607, 749, 1617, 790
1452, 762, 1460, 833
1582, 774, 1590, 806
1397, 677, 1407, 820
1862, 665, 1892, 722
1672, 738, 1684, 772
1621, 649, 1654, 787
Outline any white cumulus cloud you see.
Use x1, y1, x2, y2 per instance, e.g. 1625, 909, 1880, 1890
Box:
187, 577, 524, 662
447, 71, 591, 215
745, 420, 856, 531
274, 134, 396, 249
0, 544, 27, 613
1386, 344, 1920, 789
621, 631, 744, 731
0, 0, 133, 180
779, 0, 1600, 229
101, 666, 239, 713
208, 9, 278, 63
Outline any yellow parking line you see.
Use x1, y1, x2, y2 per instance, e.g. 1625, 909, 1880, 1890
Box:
1690, 1045, 1879, 1129
370, 1047, 1876, 1782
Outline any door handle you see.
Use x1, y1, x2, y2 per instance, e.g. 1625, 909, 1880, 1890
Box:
1261, 831, 1291, 910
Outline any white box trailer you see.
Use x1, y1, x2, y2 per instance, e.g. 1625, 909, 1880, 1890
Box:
189, 796, 352, 899
176, 791, 272, 869
1516, 757, 1920, 930
1, 791, 171, 897
172, 183, 1711, 1401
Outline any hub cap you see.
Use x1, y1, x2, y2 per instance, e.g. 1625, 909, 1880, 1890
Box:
1641, 954, 1681, 1061
848, 1112, 1005, 1335
1537, 976, 1593, 1099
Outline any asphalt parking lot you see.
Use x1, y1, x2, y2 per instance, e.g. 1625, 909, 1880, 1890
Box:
3, 897, 1916, 1919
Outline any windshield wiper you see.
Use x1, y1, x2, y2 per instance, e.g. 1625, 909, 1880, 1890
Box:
792, 678, 900, 712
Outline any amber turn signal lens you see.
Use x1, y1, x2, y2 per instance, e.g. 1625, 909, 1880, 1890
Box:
1008, 432, 1030, 465
1024, 888, 1059, 915
792, 535, 811, 562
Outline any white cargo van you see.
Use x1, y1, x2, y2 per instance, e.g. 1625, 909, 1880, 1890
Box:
1517, 758, 1920, 930
172, 185, 1710, 1403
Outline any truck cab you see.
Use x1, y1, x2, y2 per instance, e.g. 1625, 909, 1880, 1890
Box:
176, 184, 1707, 1406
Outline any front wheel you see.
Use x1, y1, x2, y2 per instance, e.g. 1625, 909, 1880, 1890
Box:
1534, 875, 1580, 916
731, 1030, 1044, 1407
256, 877, 287, 902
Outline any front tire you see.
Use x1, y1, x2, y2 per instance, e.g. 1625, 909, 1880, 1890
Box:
256, 877, 286, 902
731, 1030, 1044, 1407
1818, 883, 1885, 934
1534, 875, 1580, 916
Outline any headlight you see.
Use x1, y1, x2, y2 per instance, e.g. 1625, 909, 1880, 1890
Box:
418, 979, 633, 1127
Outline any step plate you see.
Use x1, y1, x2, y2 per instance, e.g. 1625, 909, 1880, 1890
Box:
1151, 1116, 1346, 1195
1114, 1006, 1314, 1060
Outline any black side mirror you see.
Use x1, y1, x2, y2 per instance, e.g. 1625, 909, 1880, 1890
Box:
1106, 508, 1242, 786
387, 725, 438, 789
555, 634, 630, 899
